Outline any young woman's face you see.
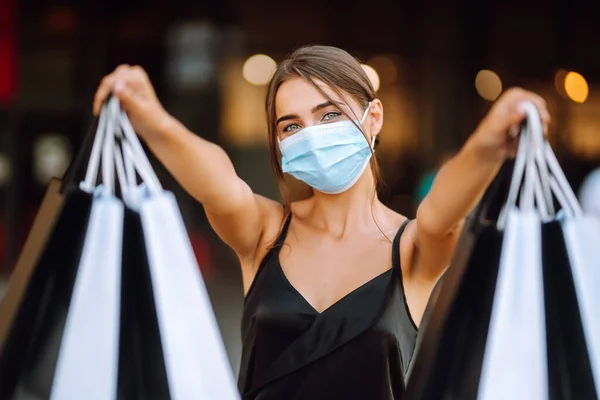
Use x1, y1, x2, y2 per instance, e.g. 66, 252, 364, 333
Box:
274, 77, 367, 141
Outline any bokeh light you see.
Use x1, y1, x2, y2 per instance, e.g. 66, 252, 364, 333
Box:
366, 55, 397, 86
475, 69, 503, 101
361, 64, 381, 92
0, 154, 11, 186
564, 71, 588, 103
33, 134, 71, 184
242, 54, 277, 86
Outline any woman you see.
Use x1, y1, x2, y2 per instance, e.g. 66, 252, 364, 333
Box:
94, 45, 549, 399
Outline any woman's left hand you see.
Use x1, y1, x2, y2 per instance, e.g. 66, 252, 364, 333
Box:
470, 87, 551, 161
411, 87, 551, 284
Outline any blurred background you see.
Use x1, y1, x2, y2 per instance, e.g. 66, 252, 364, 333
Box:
0, 0, 599, 377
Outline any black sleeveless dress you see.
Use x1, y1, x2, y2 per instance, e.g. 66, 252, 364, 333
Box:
238, 216, 417, 400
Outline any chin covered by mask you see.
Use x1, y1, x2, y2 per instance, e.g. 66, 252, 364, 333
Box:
279, 102, 374, 194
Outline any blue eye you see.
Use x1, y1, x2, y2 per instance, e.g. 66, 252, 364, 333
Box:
283, 123, 301, 133
323, 111, 341, 121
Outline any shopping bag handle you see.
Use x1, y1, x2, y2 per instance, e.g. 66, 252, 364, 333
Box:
519, 105, 552, 218
61, 112, 105, 193
81, 96, 162, 198
518, 101, 582, 219
67, 98, 118, 195
543, 143, 583, 218
497, 101, 554, 228
116, 105, 162, 194
113, 139, 130, 199
76, 96, 121, 196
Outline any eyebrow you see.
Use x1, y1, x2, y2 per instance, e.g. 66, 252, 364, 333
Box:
276, 101, 342, 126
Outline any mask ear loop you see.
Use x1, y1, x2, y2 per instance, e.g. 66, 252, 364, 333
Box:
362, 101, 374, 150
361, 101, 372, 124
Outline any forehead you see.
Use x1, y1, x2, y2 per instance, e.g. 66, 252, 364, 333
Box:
275, 77, 344, 118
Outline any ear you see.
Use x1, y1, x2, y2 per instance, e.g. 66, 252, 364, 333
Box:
367, 99, 384, 142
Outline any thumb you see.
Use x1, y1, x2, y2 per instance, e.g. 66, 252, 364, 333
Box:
506, 103, 527, 127
113, 80, 135, 110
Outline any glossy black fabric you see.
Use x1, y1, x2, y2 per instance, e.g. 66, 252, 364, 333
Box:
239, 216, 417, 400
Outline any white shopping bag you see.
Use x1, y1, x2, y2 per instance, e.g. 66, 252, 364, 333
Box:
478, 101, 549, 400
50, 194, 123, 400
50, 101, 124, 399
477, 210, 548, 400
139, 192, 239, 400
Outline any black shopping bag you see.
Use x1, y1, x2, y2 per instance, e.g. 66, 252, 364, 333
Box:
0, 116, 98, 348
0, 189, 93, 399
542, 222, 597, 400
408, 103, 600, 399
117, 207, 170, 400
0, 119, 99, 399
405, 162, 511, 400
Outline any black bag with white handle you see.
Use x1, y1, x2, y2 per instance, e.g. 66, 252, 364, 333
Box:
406, 102, 600, 400
0, 98, 240, 399
0, 104, 123, 400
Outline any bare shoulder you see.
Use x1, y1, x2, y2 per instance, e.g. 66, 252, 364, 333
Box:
379, 205, 411, 239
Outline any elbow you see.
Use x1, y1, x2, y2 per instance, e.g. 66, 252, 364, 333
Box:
416, 198, 462, 239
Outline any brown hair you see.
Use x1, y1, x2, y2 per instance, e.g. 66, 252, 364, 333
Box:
265, 45, 381, 214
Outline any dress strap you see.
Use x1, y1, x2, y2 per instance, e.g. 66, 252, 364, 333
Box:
391, 218, 418, 331
274, 212, 293, 248
244, 212, 292, 301
392, 219, 411, 270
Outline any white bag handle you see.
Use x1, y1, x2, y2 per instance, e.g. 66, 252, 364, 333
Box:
543, 143, 584, 218
80, 97, 129, 197
519, 101, 583, 219
520, 127, 551, 221
80, 104, 109, 192
99, 98, 121, 196
113, 140, 129, 199
120, 135, 161, 195
89, 98, 162, 203
118, 109, 162, 194
498, 120, 530, 229
498, 101, 565, 228
520, 102, 555, 215
520, 145, 536, 212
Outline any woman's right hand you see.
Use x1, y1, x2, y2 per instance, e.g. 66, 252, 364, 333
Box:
93, 64, 172, 141
93, 65, 278, 274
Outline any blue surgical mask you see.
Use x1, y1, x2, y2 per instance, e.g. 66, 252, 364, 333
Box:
279, 102, 373, 194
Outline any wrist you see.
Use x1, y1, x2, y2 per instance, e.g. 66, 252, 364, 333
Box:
149, 111, 177, 144
463, 128, 506, 165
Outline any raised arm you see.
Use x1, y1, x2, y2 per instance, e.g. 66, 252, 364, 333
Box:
410, 88, 551, 282
93, 65, 280, 270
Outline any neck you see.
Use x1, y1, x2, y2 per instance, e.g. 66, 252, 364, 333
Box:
306, 166, 383, 237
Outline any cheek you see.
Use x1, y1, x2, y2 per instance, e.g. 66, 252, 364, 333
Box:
277, 132, 292, 141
